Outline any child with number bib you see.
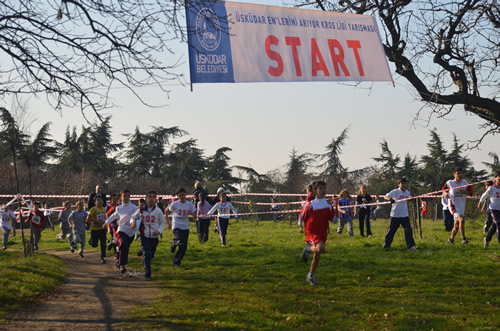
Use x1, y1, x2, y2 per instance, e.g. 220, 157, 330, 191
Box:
57, 201, 75, 251
27, 201, 47, 252
208, 192, 238, 246
1, 205, 16, 251
131, 190, 166, 280
89, 195, 108, 264
298, 181, 337, 285
68, 201, 88, 257
166, 188, 197, 266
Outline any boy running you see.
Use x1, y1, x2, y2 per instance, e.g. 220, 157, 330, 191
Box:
27, 201, 47, 252
479, 171, 500, 248
68, 201, 88, 257
104, 190, 138, 273
131, 191, 166, 280
1, 205, 16, 250
57, 201, 75, 251
299, 181, 337, 285
88, 195, 108, 263
383, 178, 419, 251
443, 168, 473, 244
166, 188, 197, 267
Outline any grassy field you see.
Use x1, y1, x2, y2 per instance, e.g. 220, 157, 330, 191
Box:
0, 248, 65, 319
3, 217, 500, 329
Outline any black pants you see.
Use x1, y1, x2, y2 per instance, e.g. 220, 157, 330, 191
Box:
141, 236, 159, 278
485, 210, 500, 244
443, 209, 454, 232
90, 229, 107, 259
484, 210, 493, 232
173, 229, 189, 266
217, 218, 229, 245
383, 217, 416, 249
117, 232, 134, 266
358, 208, 372, 236
196, 218, 211, 242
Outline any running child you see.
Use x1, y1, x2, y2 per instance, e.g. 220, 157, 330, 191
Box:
88, 195, 108, 263
57, 201, 75, 251
336, 189, 354, 236
68, 201, 88, 257
131, 191, 166, 280
27, 201, 47, 252
104, 190, 139, 273
207, 192, 238, 246
196, 192, 212, 243
166, 188, 197, 266
479, 172, 500, 248
443, 168, 473, 244
481, 181, 494, 233
299, 180, 337, 286
1, 205, 16, 251
383, 178, 418, 251
441, 195, 454, 232
106, 193, 119, 253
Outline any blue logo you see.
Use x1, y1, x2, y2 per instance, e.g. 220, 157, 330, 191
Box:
196, 8, 222, 52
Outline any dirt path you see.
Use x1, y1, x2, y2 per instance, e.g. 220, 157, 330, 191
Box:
2, 249, 156, 331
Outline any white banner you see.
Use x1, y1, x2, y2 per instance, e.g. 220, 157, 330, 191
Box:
186, 1, 392, 83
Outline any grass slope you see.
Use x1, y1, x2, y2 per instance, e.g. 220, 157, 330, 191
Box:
3, 217, 500, 329
0, 249, 65, 319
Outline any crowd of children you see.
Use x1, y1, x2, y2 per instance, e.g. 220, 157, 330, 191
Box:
0, 169, 499, 285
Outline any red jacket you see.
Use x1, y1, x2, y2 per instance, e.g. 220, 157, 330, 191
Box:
28, 210, 46, 229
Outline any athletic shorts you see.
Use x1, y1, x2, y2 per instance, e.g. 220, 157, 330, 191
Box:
453, 212, 465, 220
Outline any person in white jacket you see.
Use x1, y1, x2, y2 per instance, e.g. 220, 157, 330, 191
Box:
208, 192, 238, 246
104, 189, 138, 273
131, 190, 166, 280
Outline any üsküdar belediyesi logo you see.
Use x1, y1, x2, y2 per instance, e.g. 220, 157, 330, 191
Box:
196, 8, 222, 52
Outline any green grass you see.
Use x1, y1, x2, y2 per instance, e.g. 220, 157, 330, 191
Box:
0, 249, 65, 319
4, 218, 500, 329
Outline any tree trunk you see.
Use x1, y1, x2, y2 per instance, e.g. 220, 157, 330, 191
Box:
9, 142, 27, 256
27, 165, 34, 255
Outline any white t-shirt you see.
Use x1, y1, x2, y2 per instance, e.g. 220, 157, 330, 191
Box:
479, 185, 500, 211
169, 200, 196, 230
207, 201, 238, 219
0, 210, 16, 230
386, 188, 410, 218
444, 179, 471, 216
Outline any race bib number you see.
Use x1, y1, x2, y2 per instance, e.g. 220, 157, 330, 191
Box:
96, 213, 106, 223
32, 215, 41, 224
141, 215, 156, 224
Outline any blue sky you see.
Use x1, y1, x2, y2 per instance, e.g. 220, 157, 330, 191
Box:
3, 0, 497, 176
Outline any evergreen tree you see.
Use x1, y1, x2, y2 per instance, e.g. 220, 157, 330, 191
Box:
420, 130, 448, 190
317, 126, 349, 190
123, 125, 186, 178
205, 147, 240, 193
283, 148, 311, 193
482, 152, 500, 176
166, 139, 206, 188
373, 139, 400, 179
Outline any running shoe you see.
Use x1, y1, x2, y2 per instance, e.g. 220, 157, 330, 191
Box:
301, 243, 311, 263
462, 238, 468, 244
306, 273, 317, 286
408, 245, 419, 252
447, 238, 454, 245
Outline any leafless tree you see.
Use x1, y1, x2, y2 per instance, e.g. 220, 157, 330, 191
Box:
0, 0, 190, 118
295, 0, 499, 142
